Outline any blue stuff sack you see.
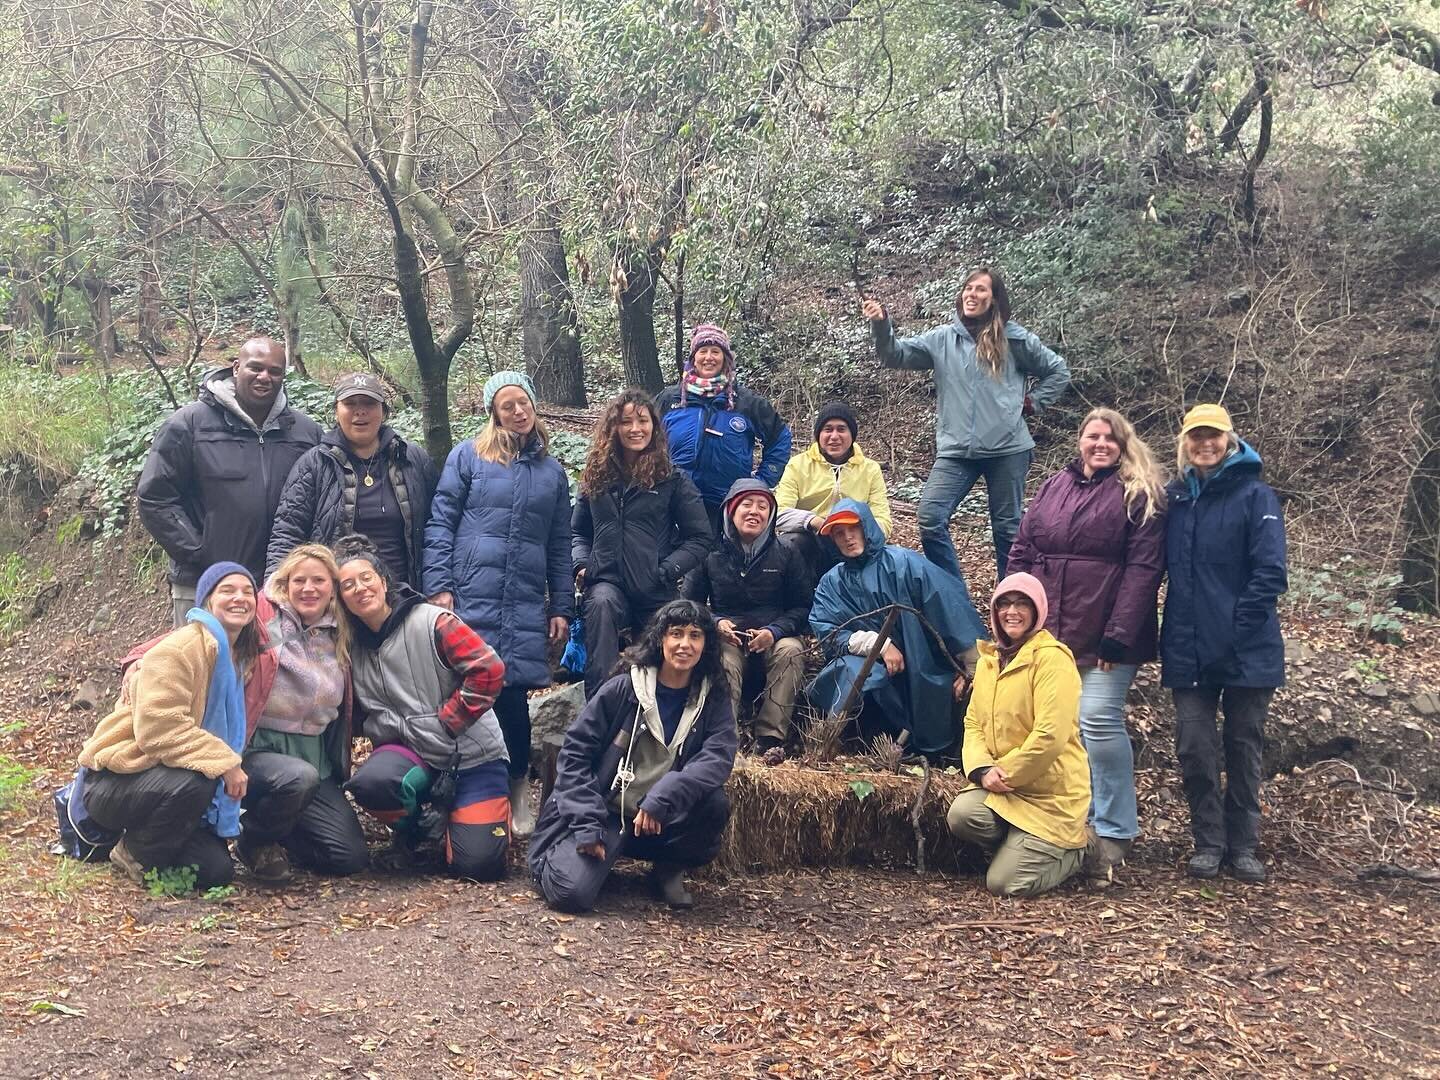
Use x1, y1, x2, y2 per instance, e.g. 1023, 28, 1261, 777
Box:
52, 766, 120, 862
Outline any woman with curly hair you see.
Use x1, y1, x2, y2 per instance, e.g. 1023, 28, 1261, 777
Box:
572, 389, 712, 697
529, 599, 737, 912
1007, 408, 1167, 884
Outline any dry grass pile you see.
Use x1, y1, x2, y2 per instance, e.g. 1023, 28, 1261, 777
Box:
711, 757, 984, 876
1266, 760, 1440, 878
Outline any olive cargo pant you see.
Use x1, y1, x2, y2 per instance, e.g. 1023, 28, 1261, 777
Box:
946, 788, 1083, 898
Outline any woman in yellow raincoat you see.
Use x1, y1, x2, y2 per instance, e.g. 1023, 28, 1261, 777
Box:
948, 571, 1090, 897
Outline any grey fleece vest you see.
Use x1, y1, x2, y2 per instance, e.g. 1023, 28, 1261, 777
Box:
351, 603, 509, 771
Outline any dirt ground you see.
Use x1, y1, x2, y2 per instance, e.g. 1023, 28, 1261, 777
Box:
1, 436, 1439, 1078
1, 839, 1438, 1079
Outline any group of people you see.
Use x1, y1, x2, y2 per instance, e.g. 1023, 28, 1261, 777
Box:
66, 264, 1288, 912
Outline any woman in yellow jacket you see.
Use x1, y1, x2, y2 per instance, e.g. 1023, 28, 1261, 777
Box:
948, 571, 1090, 897
774, 402, 892, 572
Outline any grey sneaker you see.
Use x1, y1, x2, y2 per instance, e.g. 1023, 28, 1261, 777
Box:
1187, 850, 1224, 879
237, 837, 294, 886
649, 863, 695, 910
109, 837, 144, 884
1228, 851, 1267, 884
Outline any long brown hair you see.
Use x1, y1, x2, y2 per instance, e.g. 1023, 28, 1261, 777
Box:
1079, 408, 1167, 524
959, 266, 1012, 378
265, 544, 351, 670
580, 388, 673, 496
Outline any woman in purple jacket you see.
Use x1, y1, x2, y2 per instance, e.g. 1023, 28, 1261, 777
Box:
1007, 407, 1166, 884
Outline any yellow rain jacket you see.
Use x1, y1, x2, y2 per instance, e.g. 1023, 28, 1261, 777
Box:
962, 630, 1090, 849
774, 442, 893, 537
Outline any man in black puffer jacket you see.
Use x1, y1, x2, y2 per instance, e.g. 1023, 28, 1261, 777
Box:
138, 339, 322, 625
686, 478, 812, 764
265, 374, 437, 587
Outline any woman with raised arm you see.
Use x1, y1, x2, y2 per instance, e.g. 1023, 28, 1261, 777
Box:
863, 267, 1069, 582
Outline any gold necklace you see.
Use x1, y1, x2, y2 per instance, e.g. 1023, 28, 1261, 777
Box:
358, 453, 379, 487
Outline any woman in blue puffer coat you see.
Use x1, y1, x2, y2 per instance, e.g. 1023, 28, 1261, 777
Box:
422, 371, 573, 837
1161, 403, 1287, 886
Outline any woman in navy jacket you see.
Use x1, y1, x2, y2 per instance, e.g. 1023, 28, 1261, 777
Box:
656, 323, 792, 533
1161, 404, 1287, 885
422, 371, 573, 837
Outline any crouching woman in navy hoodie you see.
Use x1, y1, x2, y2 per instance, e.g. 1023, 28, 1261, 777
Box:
529, 600, 737, 912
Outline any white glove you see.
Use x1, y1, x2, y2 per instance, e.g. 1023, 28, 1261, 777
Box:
847, 630, 880, 656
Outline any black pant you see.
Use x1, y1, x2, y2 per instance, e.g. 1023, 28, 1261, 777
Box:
1173, 685, 1273, 855
529, 787, 730, 913
581, 582, 665, 698
242, 752, 368, 875
493, 685, 532, 780
84, 766, 234, 890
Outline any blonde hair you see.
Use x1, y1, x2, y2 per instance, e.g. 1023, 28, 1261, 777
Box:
1175, 428, 1241, 474
265, 544, 351, 670
474, 413, 551, 466
1079, 408, 1167, 525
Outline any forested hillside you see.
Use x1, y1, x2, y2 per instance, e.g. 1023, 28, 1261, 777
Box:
2, 3, 1440, 1075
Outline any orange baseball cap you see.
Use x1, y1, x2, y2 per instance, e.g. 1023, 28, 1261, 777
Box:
817, 509, 862, 536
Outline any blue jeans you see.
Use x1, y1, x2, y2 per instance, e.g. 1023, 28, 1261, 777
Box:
1079, 663, 1139, 841
917, 451, 1032, 582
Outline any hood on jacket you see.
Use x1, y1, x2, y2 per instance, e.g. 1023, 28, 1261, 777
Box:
1181, 439, 1262, 499
322, 423, 398, 457
351, 581, 425, 651
721, 477, 778, 555
991, 571, 1049, 648
201, 367, 289, 433
824, 497, 887, 564
807, 439, 870, 468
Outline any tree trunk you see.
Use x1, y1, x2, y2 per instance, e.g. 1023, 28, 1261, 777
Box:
391, 226, 453, 462
617, 259, 665, 394
1401, 330, 1440, 613
81, 275, 119, 370
519, 220, 585, 406
135, 58, 166, 351
282, 319, 305, 378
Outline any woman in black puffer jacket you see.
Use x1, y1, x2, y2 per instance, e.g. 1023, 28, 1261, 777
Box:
266, 374, 436, 588
572, 389, 712, 698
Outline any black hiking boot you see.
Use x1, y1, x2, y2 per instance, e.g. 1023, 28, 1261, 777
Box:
649, 863, 695, 910
1187, 850, 1224, 879
1227, 851, 1267, 884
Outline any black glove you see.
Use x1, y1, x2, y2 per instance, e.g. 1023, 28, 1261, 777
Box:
1098, 636, 1128, 664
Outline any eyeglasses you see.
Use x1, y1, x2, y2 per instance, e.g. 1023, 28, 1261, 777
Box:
339, 570, 380, 594
995, 598, 1033, 611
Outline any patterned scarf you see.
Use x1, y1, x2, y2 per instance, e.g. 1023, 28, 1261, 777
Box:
679, 370, 735, 408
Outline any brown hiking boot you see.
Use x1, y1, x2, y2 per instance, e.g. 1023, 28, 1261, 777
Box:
238, 837, 294, 885
1083, 829, 1132, 887
109, 837, 144, 885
